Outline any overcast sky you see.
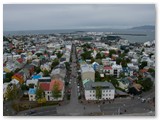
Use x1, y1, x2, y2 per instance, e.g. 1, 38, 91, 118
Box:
3, 4, 155, 31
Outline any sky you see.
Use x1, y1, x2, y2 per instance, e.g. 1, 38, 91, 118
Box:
3, 4, 155, 31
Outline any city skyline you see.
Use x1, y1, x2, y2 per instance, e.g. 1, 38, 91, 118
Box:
3, 4, 155, 31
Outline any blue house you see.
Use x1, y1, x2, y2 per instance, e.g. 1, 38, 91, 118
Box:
122, 67, 133, 76
92, 62, 99, 71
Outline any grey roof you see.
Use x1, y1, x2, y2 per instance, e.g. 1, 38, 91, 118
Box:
84, 80, 115, 90
115, 89, 129, 96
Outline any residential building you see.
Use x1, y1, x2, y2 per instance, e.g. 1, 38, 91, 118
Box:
83, 80, 115, 100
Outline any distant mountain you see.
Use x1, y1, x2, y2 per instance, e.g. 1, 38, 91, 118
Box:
131, 25, 155, 30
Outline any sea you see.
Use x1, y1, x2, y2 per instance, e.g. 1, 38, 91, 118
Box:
3, 28, 155, 43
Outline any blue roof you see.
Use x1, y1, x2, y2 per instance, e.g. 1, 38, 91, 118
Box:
122, 67, 129, 72
32, 75, 42, 79
28, 88, 36, 94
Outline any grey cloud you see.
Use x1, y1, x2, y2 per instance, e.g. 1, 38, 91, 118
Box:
3, 4, 155, 31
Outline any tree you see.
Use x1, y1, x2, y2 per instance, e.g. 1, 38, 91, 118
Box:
91, 58, 95, 63
21, 84, 29, 91
96, 86, 102, 100
116, 57, 122, 65
51, 59, 59, 69
51, 83, 61, 99
35, 67, 41, 74
95, 71, 101, 82
5, 84, 20, 101
124, 49, 129, 53
121, 59, 127, 67
43, 70, 50, 77
148, 68, 155, 73
65, 62, 70, 70
109, 49, 116, 58
28, 84, 34, 88
36, 53, 43, 57
110, 77, 119, 87
96, 53, 102, 59
139, 61, 147, 69
5, 72, 14, 82
139, 78, 153, 92
37, 97, 46, 104
36, 86, 44, 100
81, 51, 92, 60
126, 58, 131, 63
5, 85, 12, 101
56, 52, 63, 59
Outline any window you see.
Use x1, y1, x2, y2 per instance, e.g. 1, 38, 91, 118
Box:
93, 95, 95, 96
30, 95, 33, 97
106, 90, 108, 92
93, 91, 95, 93
103, 94, 105, 96
90, 95, 92, 97
48, 92, 50, 94
109, 94, 111, 96
90, 91, 92, 93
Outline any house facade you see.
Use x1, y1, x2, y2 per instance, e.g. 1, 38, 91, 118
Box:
83, 80, 115, 100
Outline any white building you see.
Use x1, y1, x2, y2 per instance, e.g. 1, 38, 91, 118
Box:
83, 80, 115, 100
112, 64, 122, 77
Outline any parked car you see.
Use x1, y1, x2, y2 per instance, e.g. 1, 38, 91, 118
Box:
141, 98, 146, 103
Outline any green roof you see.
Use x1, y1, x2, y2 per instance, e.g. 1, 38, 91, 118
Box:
83, 79, 90, 85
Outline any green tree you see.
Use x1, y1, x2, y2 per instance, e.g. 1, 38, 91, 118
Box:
126, 58, 131, 63
65, 62, 70, 70
5, 72, 14, 81
36, 86, 44, 100
124, 49, 129, 53
43, 70, 50, 77
148, 68, 155, 73
96, 53, 102, 59
28, 84, 35, 88
51, 59, 59, 69
91, 58, 95, 63
96, 86, 102, 100
116, 57, 122, 65
36, 53, 43, 57
21, 84, 29, 91
35, 67, 41, 74
109, 49, 116, 58
5, 84, 20, 101
121, 59, 127, 67
138, 78, 153, 91
5, 85, 12, 100
140, 61, 147, 69
95, 71, 101, 82
81, 51, 92, 60
56, 52, 63, 59
110, 77, 119, 87
51, 83, 61, 99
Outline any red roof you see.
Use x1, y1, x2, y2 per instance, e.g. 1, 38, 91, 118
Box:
17, 58, 23, 63
39, 83, 50, 91
49, 79, 64, 91
104, 66, 112, 70
140, 69, 148, 73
